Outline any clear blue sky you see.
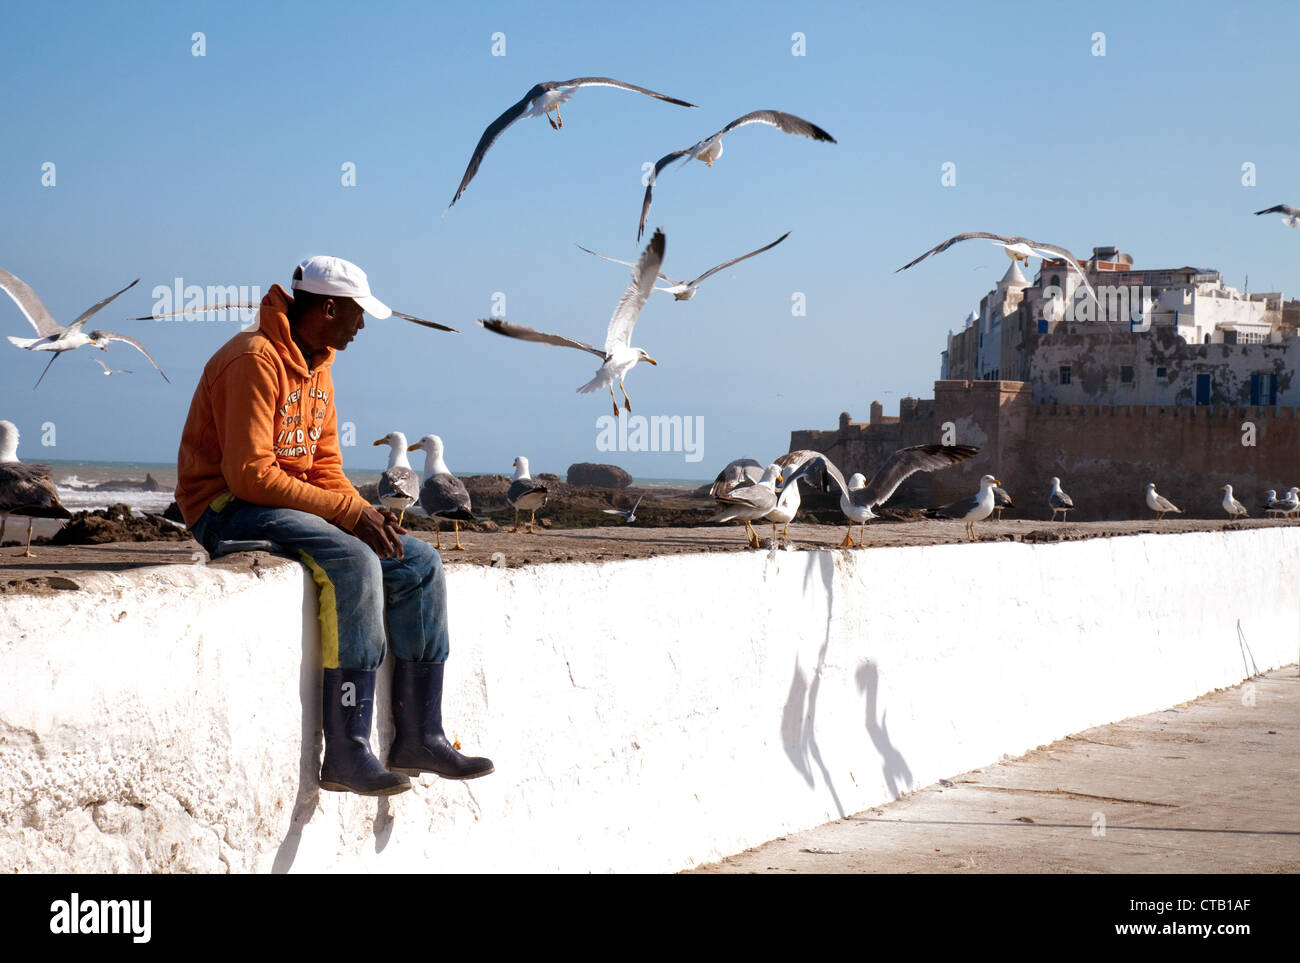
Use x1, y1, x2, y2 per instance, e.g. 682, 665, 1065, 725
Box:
2, 0, 1297, 479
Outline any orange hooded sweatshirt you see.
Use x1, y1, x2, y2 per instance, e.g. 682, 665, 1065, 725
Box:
175, 284, 367, 530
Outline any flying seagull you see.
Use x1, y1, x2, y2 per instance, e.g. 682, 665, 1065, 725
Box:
637, 110, 836, 240
447, 77, 697, 212
928, 474, 1001, 541
1049, 476, 1075, 521
479, 228, 664, 417
0, 420, 71, 557
576, 232, 791, 301
93, 359, 132, 376
1145, 482, 1182, 522
408, 434, 474, 550
1, 267, 168, 388
507, 456, 548, 534
602, 494, 644, 524
1253, 204, 1300, 227
373, 431, 420, 525
896, 233, 1098, 307
781, 445, 979, 547
135, 302, 458, 333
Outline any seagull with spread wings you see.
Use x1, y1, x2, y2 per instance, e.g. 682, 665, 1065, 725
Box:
637, 110, 835, 240
479, 228, 664, 416
446, 77, 696, 212
1253, 204, 1300, 227
1, 267, 168, 388
780, 445, 979, 547
577, 232, 790, 301
897, 233, 1098, 306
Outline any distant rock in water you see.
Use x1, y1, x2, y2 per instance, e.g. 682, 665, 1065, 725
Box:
90, 472, 162, 492
566, 463, 632, 488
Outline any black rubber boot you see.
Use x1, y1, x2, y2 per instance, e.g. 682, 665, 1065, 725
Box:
320, 668, 412, 796
389, 660, 495, 779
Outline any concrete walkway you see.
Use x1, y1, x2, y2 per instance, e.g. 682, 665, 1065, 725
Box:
691, 667, 1300, 873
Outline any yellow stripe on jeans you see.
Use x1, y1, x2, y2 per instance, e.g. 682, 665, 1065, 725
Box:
298, 550, 341, 670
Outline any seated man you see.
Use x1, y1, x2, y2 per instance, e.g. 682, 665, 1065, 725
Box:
176, 255, 493, 796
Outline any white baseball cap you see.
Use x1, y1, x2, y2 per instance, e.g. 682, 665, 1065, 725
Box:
291, 255, 392, 320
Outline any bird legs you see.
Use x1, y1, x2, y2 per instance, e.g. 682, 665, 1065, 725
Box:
965, 520, 976, 541
23, 518, 36, 557
511, 508, 540, 534
546, 107, 563, 129
607, 382, 633, 416
840, 524, 856, 548
453, 519, 466, 550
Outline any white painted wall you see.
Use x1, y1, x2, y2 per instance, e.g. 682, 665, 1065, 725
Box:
2, 529, 1297, 873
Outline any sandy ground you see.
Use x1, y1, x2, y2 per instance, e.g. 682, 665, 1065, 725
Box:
688, 668, 1300, 874
1, 516, 1294, 594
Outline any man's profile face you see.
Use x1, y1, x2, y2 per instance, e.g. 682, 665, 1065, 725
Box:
322, 297, 365, 350
296, 296, 365, 354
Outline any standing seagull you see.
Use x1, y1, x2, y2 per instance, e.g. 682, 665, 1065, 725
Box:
896, 233, 1098, 307
1263, 489, 1284, 518
1282, 487, 1300, 521
1253, 204, 1300, 227
637, 110, 836, 240
408, 434, 474, 551
373, 431, 419, 525
479, 229, 664, 417
577, 232, 791, 301
928, 474, 1002, 542
508, 456, 548, 534
446, 77, 696, 212
1048, 476, 1075, 521
781, 445, 979, 547
1145, 482, 1182, 521
0, 420, 71, 557
1, 267, 168, 388
1221, 484, 1249, 522
708, 463, 783, 549
992, 484, 1014, 521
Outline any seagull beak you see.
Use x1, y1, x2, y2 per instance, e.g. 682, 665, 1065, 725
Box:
372, 439, 385, 446
407, 444, 420, 452
993, 478, 1002, 486
644, 356, 658, 366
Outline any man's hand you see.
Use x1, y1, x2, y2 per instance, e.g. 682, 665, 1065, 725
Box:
349, 504, 407, 560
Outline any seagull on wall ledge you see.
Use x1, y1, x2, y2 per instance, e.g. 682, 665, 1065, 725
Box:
927, 473, 1001, 542
1145, 482, 1182, 521
479, 229, 664, 417
1221, 484, 1248, 522
780, 445, 980, 547
446, 77, 697, 212
896, 233, 1098, 307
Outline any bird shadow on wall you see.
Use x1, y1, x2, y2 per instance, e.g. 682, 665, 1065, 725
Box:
855, 661, 913, 798
780, 551, 846, 819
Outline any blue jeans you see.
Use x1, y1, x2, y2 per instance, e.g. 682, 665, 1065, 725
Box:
191, 498, 450, 670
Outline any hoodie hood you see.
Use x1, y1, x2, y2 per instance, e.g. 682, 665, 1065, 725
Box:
257, 283, 335, 378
